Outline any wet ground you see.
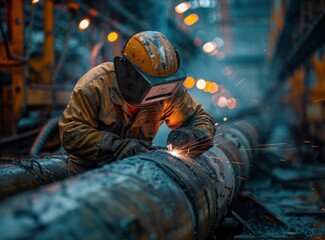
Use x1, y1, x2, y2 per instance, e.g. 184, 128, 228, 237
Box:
214, 157, 325, 240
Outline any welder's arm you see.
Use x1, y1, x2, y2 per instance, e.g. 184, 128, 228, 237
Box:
164, 86, 216, 156
59, 88, 151, 165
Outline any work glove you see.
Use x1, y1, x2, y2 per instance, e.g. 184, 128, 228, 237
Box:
115, 139, 152, 160
166, 127, 214, 157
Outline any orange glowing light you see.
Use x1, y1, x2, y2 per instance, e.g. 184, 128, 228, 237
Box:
175, 2, 191, 14
89, 9, 98, 17
107, 32, 118, 42
183, 76, 195, 89
227, 97, 237, 109
196, 78, 206, 89
184, 14, 199, 26
32, 0, 39, 4
209, 82, 219, 94
78, 18, 90, 30
203, 81, 212, 92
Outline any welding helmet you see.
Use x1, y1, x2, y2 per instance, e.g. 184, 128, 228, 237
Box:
114, 31, 186, 107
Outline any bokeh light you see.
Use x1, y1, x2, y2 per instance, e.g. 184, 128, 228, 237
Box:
175, 2, 191, 14
196, 78, 206, 89
202, 41, 217, 53
210, 82, 219, 94
214, 37, 224, 48
227, 97, 237, 109
78, 18, 90, 30
107, 32, 118, 42
184, 14, 199, 26
183, 76, 195, 89
209, 48, 219, 56
203, 81, 212, 92
217, 96, 228, 108
194, 37, 203, 46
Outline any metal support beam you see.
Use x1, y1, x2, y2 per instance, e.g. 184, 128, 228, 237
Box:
280, 13, 325, 78
0, 0, 26, 135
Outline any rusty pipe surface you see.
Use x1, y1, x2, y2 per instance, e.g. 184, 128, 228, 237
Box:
0, 154, 68, 200
0, 118, 265, 240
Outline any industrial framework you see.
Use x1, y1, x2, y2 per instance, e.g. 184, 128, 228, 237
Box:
0, 117, 267, 239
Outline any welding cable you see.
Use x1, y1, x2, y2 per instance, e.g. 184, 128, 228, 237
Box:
30, 115, 61, 156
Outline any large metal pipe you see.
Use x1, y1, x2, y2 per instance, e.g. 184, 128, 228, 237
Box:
0, 154, 68, 200
0, 118, 265, 239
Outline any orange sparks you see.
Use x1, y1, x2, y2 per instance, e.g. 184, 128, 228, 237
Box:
211, 156, 224, 162
240, 148, 277, 151
236, 176, 246, 180
231, 161, 243, 165
313, 98, 325, 103
234, 78, 245, 87
257, 143, 287, 147
234, 120, 243, 126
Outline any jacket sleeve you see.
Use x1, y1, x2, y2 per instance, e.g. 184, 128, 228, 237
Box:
59, 85, 125, 164
163, 86, 216, 137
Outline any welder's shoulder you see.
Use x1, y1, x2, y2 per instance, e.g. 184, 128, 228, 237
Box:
74, 62, 115, 90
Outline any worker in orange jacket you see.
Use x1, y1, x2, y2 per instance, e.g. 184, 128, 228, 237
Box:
59, 31, 216, 175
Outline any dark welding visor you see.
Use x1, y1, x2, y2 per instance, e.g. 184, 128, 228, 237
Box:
114, 56, 186, 107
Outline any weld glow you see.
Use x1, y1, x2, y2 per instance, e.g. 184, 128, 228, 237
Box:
168, 150, 180, 157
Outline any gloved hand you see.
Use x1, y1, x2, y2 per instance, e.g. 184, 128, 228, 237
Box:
115, 139, 152, 160
167, 127, 213, 157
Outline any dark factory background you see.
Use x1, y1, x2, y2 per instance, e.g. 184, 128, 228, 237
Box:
0, 0, 325, 239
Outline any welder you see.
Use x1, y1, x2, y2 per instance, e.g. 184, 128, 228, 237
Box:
59, 31, 216, 175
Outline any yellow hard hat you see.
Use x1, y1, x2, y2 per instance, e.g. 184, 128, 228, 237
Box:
114, 31, 186, 107
122, 31, 179, 77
